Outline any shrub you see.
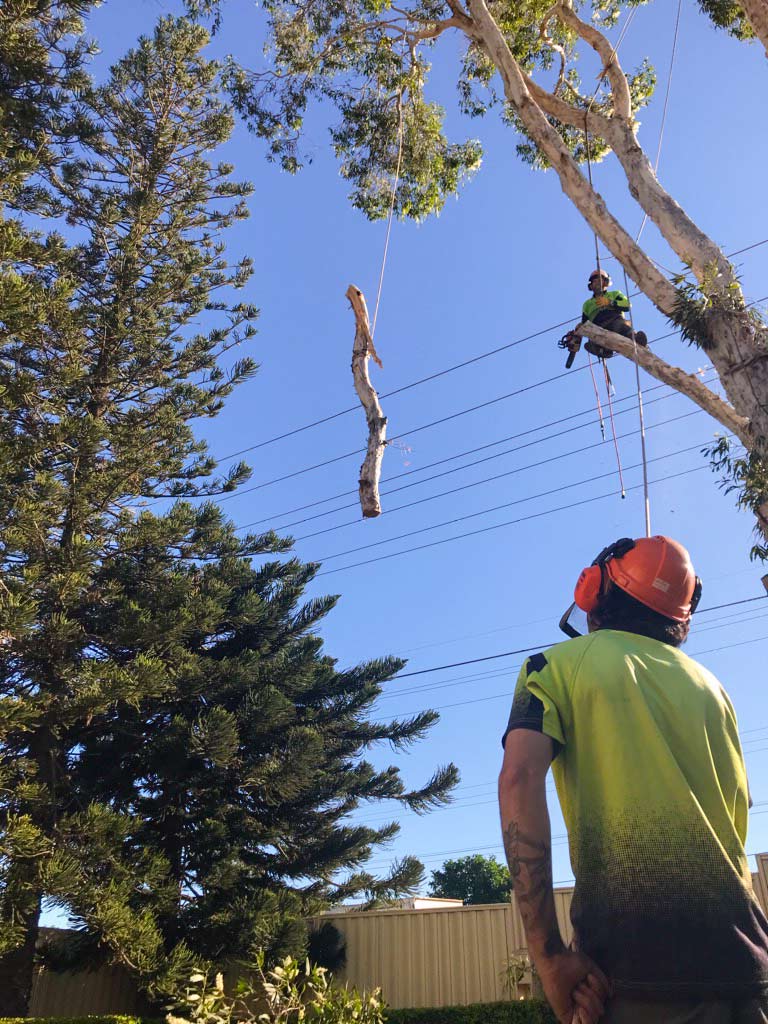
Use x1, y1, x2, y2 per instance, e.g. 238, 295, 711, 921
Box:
0, 1018, 161, 1024
385, 1001, 556, 1024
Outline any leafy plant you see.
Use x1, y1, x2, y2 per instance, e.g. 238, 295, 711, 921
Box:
167, 954, 384, 1024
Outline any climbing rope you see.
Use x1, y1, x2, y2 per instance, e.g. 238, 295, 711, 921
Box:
371, 89, 405, 340
587, 351, 607, 441
580, 2, 682, 530
603, 360, 627, 499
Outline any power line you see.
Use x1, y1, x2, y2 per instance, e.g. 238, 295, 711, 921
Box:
217, 362, 595, 500
315, 463, 707, 576
380, 609, 768, 701
295, 412, 704, 546
210, 238, 768, 464
241, 382, 711, 534
377, 631, 768, 720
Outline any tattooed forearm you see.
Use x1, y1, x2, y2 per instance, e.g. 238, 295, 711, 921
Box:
503, 820, 564, 958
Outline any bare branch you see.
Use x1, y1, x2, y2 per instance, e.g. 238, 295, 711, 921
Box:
578, 322, 751, 446
465, 0, 678, 314
552, 1, 632, 119
347, 285, 387, 518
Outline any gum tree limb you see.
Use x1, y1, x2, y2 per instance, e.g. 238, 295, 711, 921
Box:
347, 284, 387, 518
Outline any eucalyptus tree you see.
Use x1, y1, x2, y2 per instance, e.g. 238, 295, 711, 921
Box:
188, 0, 768, 550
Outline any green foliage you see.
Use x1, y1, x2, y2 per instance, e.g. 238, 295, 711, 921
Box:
307, 922, 347, 973
182, 0, 666, 218
670, 263, 762, 350
706, 437, 768, 561
385, 1001, 556, 1024
167, 954, 385, 1024
0, 1019, 161, 1024
0, 4, 457, 1013
499, 953, 531, 1000
429, 855, 511, 905
696, 0, 754, 38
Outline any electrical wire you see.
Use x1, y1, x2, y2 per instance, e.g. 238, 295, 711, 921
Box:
315, 463, 708, 577
306, 427, 704, 553
207, 239, 768, 466
238, 377, 708, 533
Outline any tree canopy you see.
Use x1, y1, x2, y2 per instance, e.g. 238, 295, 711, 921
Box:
0, 4, 456, 1013
184, 0, 768, 555
429, 854, 511, 905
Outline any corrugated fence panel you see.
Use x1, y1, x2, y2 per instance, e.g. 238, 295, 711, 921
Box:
754, 857, 768, 915
318, 897, 575, 1008
29, 964, 149, 1016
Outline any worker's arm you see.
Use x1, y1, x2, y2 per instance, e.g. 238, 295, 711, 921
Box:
610, 290, 630, 311
499, 730, 610, 1024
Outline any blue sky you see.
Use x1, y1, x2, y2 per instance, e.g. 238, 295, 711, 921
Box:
79, 0, 768, 897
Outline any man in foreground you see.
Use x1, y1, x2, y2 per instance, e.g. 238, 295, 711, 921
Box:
499, 536, 768, 1022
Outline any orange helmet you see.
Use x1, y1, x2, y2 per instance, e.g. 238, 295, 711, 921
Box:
574, 536, 701, 621
589, 268, 611, 287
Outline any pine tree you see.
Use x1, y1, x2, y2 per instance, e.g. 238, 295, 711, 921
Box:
0, 8, 457, 1013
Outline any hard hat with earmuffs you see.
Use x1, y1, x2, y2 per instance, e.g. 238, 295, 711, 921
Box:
589, 268, 611, 287
560, 536, 702, 638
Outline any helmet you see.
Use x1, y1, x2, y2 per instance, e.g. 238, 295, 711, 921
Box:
574, 536, 702, 621
589, 268, 610, 286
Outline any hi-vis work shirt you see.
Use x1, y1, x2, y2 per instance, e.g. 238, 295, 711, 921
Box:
502, 630, 768, 998
582, 289, 629, 322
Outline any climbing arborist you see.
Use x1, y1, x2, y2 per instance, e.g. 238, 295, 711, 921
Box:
562, 268, 648, 366
498, 535, 768, 1024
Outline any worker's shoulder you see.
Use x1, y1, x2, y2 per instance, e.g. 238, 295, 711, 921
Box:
525, 633, 599, 674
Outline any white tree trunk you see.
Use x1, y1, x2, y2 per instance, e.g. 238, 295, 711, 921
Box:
742, 0, 768, 58
347, 284, 387, 518
578, 323, 751, 446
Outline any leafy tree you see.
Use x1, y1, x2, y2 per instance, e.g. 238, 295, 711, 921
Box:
0, 7, 456, 1014
429, 854, 511, 905
185, 0, 768, 554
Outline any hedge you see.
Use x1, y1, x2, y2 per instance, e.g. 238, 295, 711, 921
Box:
0, 1018, 161, 1024
386, 1000, 556, 1024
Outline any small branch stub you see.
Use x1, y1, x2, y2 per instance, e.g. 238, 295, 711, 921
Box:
347, 284, 387, 517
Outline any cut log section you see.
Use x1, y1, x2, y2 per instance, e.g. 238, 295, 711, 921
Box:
347, 284, 386, 518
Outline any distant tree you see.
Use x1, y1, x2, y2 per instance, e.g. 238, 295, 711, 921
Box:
429, 855, 511, 905
0, 7, 457, 1014
187, 0, 768, 555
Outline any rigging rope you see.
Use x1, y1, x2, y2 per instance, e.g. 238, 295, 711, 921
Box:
587, 351, 607, 440
371, 89, 405, 339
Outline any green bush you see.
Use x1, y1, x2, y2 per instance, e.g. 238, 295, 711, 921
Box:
386, 1000, 556, 1024
0, 1018, 161, 1024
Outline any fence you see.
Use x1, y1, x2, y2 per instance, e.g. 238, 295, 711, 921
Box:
25, 855, 768, 1014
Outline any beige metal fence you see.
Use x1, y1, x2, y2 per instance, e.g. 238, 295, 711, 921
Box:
25, 858, 768, 1014
308, 889, 575, 1008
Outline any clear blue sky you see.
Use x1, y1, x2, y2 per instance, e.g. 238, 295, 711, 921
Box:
80, 0, 768, 896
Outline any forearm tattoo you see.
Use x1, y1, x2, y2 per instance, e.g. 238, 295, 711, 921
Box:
503, 820, 563, 957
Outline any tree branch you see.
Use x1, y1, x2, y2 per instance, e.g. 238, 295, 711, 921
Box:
741, 0, 768, 58
577, 322, 751, 446
465, 0, 678, 313
347, 285, 387, 518
550, 1, 632, 119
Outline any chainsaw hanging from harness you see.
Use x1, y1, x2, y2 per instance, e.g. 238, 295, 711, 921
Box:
558, 268, 648, 369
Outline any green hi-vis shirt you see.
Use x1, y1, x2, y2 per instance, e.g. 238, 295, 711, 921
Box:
582, 290, 629, 322
502, 630, 768, 998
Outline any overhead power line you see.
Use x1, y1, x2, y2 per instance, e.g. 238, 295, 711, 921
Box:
211, 239, 768, 464
315, 463, 708, 576
382, 597, 767, 690
294, 412, 703, 546
239, 381, 712, 534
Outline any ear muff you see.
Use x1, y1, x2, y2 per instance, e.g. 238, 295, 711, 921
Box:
573, 538, 636, 614
574, 565, 603, 612
690, 576, 703, 616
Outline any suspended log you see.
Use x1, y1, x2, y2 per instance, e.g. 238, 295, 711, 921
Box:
347, 284, 386, 518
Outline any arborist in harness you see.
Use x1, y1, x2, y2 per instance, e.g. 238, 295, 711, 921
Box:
560, 269, 648, 368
